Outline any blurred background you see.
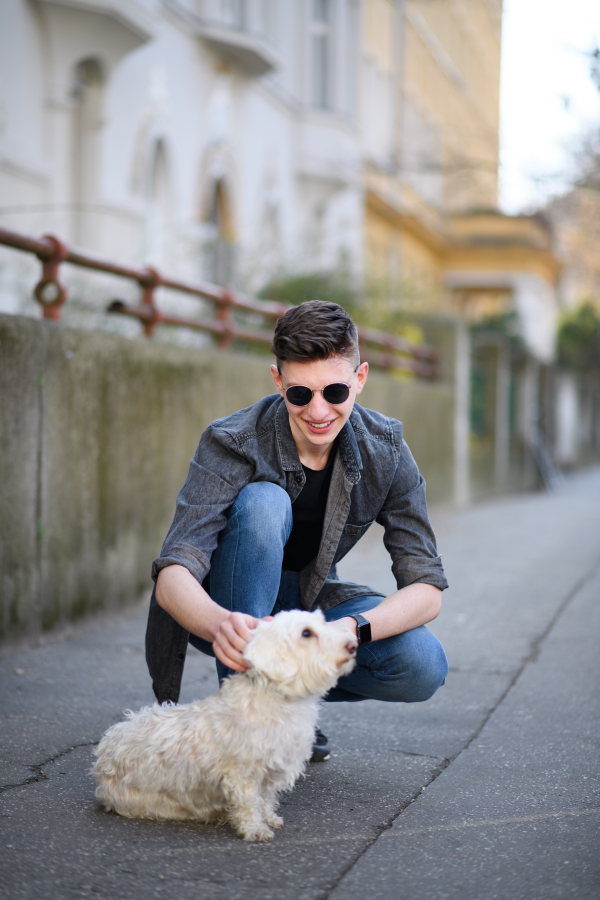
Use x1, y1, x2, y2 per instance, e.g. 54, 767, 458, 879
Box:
1, 0, 600, 644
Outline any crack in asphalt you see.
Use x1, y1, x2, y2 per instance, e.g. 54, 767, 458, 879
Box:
320, 557, 600, 900
0, 741, 97, 795
396, 749, 450, 764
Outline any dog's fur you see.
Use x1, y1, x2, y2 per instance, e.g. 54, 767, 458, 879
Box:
93, 609, 356, 841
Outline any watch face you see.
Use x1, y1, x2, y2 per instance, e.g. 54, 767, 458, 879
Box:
357, 621, 372, 645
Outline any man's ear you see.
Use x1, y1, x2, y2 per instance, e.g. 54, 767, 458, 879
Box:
355, 361, 369, 396
271, 364, 284, 397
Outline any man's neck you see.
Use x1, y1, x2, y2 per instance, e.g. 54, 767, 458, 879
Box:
299, 445, 334, 471
290, 422, 336, 471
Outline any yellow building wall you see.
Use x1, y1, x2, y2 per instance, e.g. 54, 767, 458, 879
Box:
364, 0, 394, 74
403, 0, 501, 212
360, 0, 560, 356
362, 0, 504, 304
364, 199, 443, 311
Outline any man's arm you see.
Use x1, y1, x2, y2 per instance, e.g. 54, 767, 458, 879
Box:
338, 582, 442, 642
155, 565, 261, 672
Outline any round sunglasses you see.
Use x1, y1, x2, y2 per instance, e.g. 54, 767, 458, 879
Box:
283, 366, 359, 407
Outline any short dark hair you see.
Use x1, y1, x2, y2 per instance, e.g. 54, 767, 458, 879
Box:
271, 300, 359, 368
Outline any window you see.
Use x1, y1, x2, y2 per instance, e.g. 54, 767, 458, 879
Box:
311, 0, 331, 109
71, 58, 104, 248
402, 95, 444, 207
220, 0, 244, 28
203, 179, 236, 284
145, 140, 170, 267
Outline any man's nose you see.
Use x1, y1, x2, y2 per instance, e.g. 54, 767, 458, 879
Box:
306, 391, 331, 420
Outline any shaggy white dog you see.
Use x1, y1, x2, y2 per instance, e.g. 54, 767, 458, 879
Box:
93, 609, 357, 841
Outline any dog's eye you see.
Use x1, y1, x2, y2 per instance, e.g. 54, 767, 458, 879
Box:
301, 628, 315, 638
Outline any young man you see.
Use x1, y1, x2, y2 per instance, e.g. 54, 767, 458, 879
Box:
146, 300, 448, 760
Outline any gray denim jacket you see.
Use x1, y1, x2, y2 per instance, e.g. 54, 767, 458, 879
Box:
146, 395, 448, 702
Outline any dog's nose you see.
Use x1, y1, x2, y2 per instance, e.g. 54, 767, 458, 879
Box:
346, 640, 357, 655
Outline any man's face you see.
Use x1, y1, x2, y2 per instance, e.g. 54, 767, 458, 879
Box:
271, 356, 368, 457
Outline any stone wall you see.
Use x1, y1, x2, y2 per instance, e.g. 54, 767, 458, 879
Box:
0, 314, 457, 645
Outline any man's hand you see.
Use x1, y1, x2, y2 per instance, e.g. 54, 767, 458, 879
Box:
335, 616, 359, 638
212, 612, 273, 672
212, 612, 257, 672
156, 566, 274, 671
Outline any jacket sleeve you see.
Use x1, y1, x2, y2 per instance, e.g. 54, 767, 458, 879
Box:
376, 433, 448, 592
151, 425, 255, 585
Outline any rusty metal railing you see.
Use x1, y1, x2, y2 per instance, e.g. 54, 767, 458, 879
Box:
0, 227, 439, 376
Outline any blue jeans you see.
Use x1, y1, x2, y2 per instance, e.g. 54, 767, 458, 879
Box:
189, 483, 448, 702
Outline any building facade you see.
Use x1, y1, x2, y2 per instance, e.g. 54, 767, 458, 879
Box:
360, 0, 561, 364
0, 0, 561, 361
1, 1, 363, 292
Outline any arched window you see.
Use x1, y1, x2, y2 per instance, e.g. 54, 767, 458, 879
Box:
203, 178, 236, 285
72, 58, 104, 248
145, 139, 170, 267
311, 0, 331, 109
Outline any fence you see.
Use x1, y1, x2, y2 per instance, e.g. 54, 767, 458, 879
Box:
0, 227, 439, 378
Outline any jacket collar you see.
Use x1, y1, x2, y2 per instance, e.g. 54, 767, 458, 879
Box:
274, 398, 362, 483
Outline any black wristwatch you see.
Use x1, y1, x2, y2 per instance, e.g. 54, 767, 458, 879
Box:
349, 614, 372, 646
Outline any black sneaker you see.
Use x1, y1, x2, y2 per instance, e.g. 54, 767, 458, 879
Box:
310, 727, 330, 762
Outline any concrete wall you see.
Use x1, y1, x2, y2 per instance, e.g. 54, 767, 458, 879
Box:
0, 314, 457, 646
467, 336, 600, 499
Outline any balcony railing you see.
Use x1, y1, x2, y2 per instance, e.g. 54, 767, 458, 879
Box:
0, 227, 440, 377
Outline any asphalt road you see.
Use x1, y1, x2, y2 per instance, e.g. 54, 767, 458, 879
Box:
1, 466, 599, 900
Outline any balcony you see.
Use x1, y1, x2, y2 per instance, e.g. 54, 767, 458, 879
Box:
196, 23, 279, 76
34, 0, 155, 44
175, 0, 280, 76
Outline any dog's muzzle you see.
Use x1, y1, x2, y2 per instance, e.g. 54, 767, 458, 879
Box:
337, 638, 358, 667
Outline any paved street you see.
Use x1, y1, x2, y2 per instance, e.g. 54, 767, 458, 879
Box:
1, 466, 599, 900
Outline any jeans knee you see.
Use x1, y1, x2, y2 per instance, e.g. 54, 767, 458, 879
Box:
370, 628, 448, 703
229, 482, 292, 547
407, 638, 448, 701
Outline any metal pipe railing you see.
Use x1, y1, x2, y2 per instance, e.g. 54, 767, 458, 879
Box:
0, 227, 439, 376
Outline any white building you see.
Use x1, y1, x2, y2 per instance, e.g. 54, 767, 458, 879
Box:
0, 0, 364, 324
0, 0, 562, 370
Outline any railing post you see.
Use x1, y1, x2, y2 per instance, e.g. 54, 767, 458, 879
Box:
139, 267, 160, 337
217, 289, 234, 350
33, 235, 68, 320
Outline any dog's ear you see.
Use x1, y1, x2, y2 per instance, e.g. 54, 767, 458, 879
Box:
243, 622, 299, 684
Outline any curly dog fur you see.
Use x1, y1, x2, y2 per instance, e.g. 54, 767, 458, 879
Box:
93, 609, 357, 841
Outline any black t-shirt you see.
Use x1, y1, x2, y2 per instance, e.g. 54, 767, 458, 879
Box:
282, 443, 337, 572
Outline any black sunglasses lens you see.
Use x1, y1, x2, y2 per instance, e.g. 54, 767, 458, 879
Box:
286, 386, 313, 406
323, 383, 350, 404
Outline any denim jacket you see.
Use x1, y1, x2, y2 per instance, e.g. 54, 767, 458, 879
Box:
146, 395, 448, 702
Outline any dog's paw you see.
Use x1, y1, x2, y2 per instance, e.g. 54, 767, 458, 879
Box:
266, 813, 284, 829
240, 824, 275, 842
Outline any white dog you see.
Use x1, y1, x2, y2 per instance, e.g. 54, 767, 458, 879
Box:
93, 609, 357, 841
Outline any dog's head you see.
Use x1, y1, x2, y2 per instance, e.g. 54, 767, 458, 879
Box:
243, 609, 357, 699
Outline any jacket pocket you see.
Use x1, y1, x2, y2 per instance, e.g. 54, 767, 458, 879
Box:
342, 520, 374, 537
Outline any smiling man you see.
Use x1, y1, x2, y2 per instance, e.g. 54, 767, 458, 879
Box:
147, 300, 448, 760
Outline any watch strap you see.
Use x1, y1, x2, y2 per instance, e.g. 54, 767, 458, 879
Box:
350, 613, 372, 646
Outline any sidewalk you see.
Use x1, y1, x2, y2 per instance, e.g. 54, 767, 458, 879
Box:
1, 467, 599, 900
